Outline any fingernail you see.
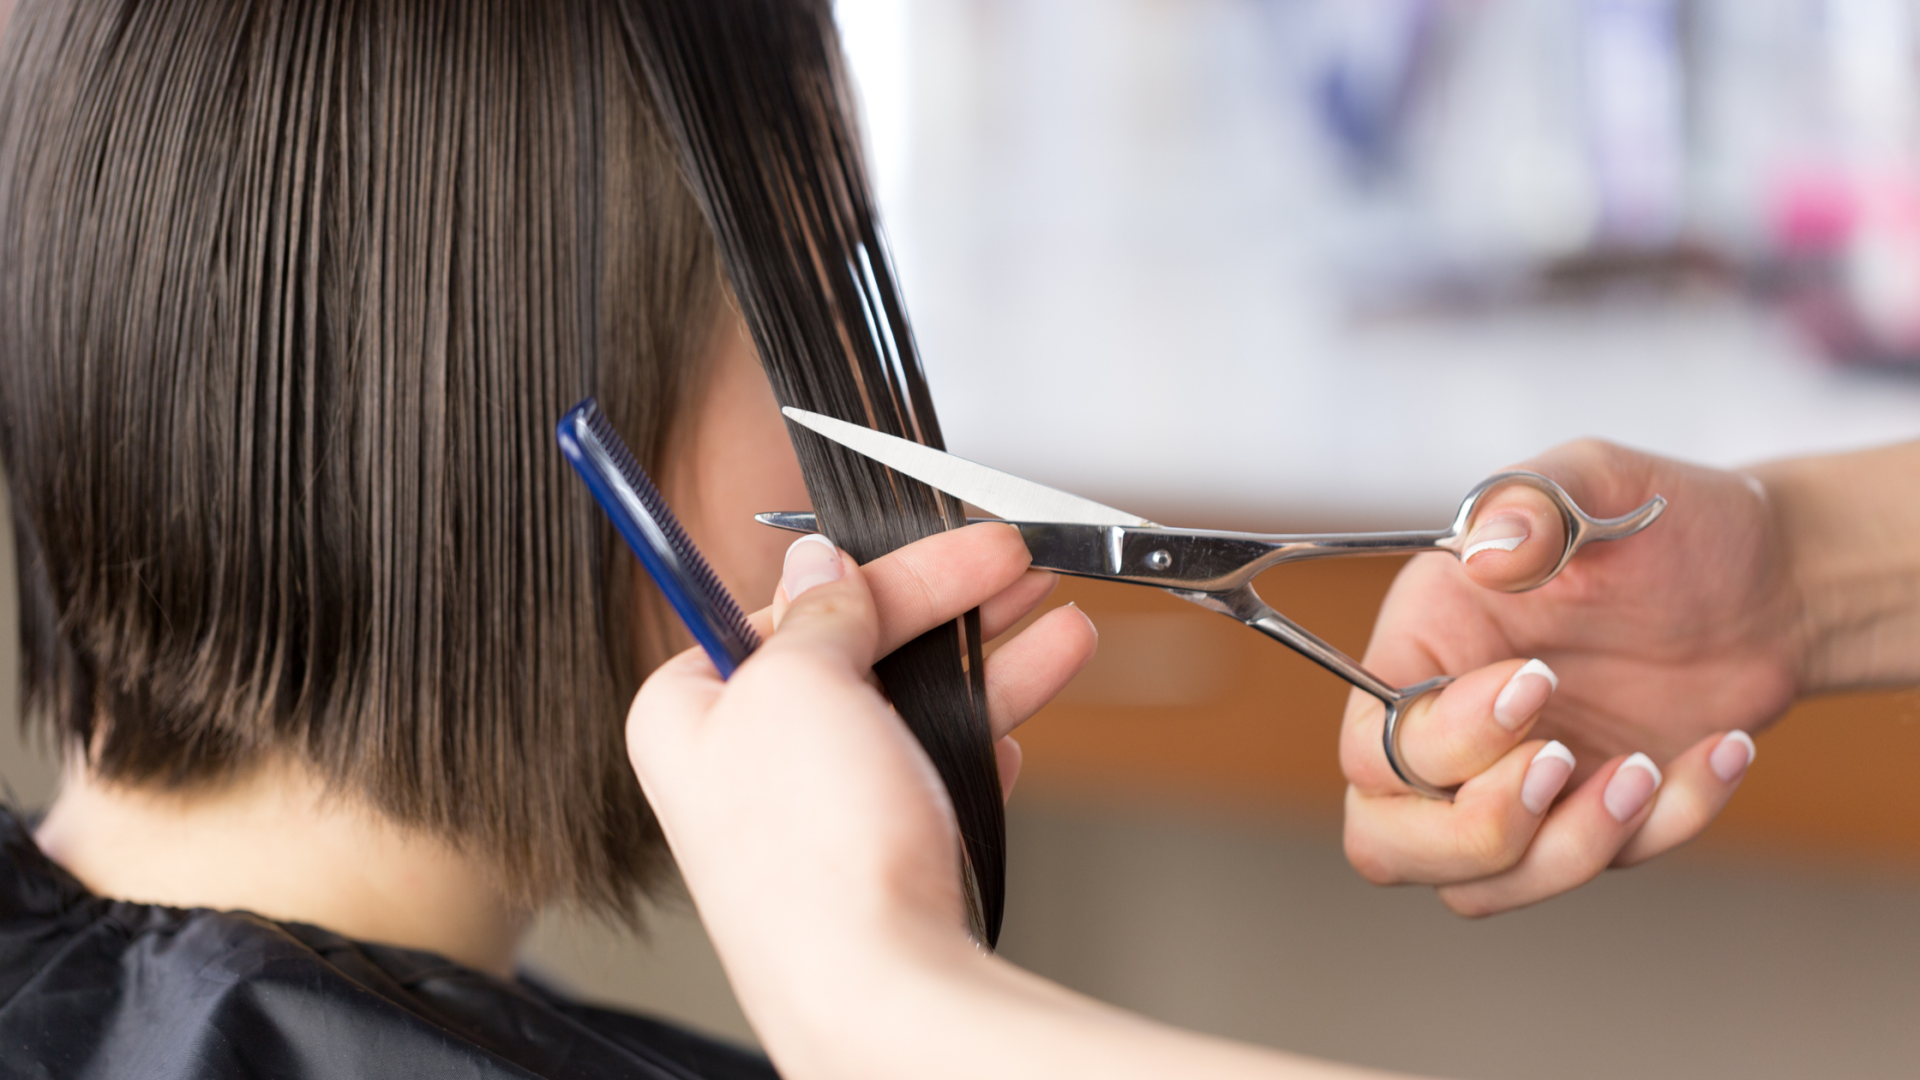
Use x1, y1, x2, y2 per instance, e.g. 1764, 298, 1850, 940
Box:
1521, 740, 1576, 814
782, 534, 843, 601
1603, 752, 1663, 822
1710, 730, 1756, 783
1067, 601, 1098, 642
1464, 515, 1529, 561
1493, 658, 1559, 730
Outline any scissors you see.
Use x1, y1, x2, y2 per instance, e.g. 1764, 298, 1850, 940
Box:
758, 407, 1667, 800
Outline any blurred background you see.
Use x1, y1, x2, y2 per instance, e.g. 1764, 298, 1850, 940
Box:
8, 1, 1920, 1078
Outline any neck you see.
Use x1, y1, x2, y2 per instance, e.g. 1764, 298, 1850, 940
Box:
33, 757, 531, 978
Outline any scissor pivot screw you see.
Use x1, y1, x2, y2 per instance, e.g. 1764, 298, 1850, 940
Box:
1145, 549, 1172, 571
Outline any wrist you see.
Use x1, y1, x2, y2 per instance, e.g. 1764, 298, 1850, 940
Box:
684, 849, 983, 1080
1744, 459, 1820, 694
1751, 445, 1920, 693
736, 907, 991, 1080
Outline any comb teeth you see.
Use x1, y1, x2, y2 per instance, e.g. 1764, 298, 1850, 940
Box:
576, 401, 760, 655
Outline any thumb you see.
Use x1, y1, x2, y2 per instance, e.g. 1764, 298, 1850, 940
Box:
630, 535, 883, 790
1457, 480, 1567, 593
1460, 439, 1660, 593
759, 534, 881, 672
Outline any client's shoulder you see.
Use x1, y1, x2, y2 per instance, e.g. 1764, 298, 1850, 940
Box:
0, 807, 778, 1079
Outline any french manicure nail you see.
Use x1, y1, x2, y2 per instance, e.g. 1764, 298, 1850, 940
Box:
1521, 740, 1576, 814
1603, 752, 1663, 822
1463, 515, 1529, 562
1067, 601, 1098, 642
1493, 658, 1559, 730
782, 534, 843, 601
1710, 731, 1756, 782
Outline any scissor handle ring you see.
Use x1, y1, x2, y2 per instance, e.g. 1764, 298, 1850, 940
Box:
1446, 471, 1666, 592
1380, 676, 1459, 801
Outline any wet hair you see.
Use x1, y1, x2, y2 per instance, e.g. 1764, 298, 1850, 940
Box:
0, 0, 716, 913
0, 0, 1004, 938
626, 0, 1004, 943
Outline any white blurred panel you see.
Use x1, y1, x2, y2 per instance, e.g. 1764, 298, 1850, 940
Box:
871, 0, 1920, 523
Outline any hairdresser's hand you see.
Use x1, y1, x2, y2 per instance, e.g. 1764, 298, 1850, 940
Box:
627, 525, 1096, 1051
634, 526, 1404, 1080
1340, 440, 1803, 916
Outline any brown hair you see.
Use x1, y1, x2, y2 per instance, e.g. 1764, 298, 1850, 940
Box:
0, 0, 723, 913
625, 0, 1006, 943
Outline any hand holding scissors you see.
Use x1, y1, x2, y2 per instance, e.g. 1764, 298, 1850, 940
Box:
760, 408, 1665, 803
1339, 439, 1794, 916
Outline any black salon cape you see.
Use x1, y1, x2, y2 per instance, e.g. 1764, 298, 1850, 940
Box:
0, 809, 779, 1079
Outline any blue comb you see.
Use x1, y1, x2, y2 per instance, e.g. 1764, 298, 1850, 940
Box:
557, 399, 761, 678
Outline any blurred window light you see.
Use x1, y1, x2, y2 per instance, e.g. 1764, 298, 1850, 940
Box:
1583, 0, 1686, 247
1828, 0, 1918, 164
881, 0, 1920, 519
835, 0, 913, 220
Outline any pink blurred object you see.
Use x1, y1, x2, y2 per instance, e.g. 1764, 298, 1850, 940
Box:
1770, 166, 1858, 254
1770, 165, 1920, 366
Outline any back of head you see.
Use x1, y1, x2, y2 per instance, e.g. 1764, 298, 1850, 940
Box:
0, 0, 723, 912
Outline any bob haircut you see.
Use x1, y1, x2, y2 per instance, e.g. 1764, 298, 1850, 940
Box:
0, 0, 726, 913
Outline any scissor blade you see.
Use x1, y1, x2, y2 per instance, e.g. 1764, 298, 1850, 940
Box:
781, 407, 1154, 528
759, 512, 1147, 583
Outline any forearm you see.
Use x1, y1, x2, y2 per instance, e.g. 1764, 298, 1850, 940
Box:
1752, 441, 1920, 693
741, 920, 1398, 1080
